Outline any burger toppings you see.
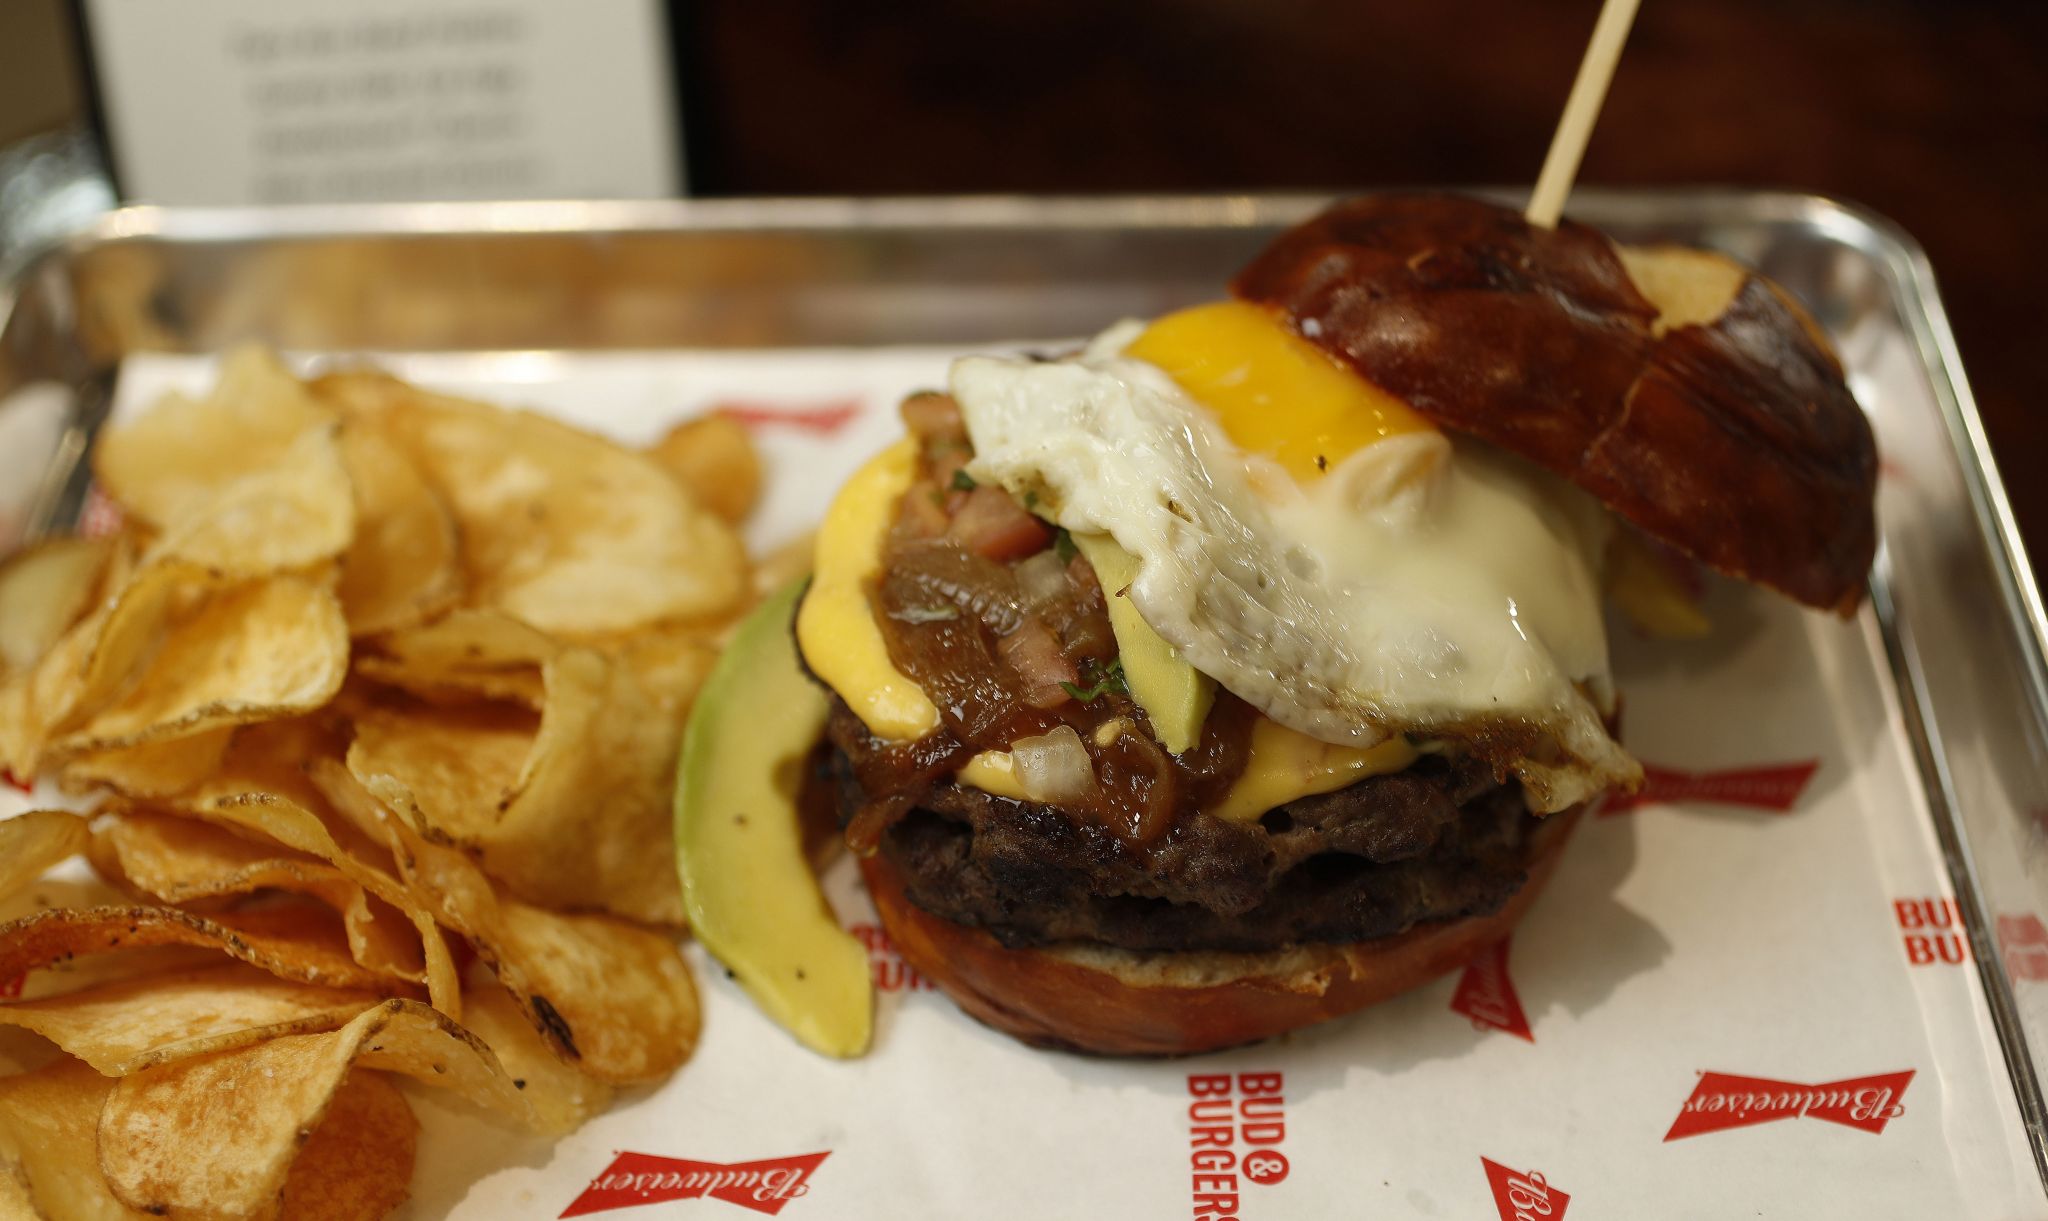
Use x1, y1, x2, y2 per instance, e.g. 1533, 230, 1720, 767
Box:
840, 392, 1259, 853
952, 307, 1636, 813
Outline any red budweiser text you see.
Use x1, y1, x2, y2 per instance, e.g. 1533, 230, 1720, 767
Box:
848, 923, 935, 992
1187, 1072, 1289, 1218
1600, 760, 1818, 815
1664, 1070, 1914, 1141
1999, 913, 2048, 982
1481, 1157, 1569, 1221
1450, 939, 1532, 1041
1895, 897, 1968, 967
560, 1152, 828, 1217
715, 400, 861, 435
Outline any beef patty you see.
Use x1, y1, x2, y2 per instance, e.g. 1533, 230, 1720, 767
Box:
830, 708, 1547, 955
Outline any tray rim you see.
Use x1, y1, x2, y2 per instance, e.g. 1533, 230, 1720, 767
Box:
6, 186, 2047, 1197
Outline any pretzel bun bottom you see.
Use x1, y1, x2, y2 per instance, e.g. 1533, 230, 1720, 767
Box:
861, 807, 1583, 1056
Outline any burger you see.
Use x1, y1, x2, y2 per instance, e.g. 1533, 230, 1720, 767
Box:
790, 193, 1876, 1055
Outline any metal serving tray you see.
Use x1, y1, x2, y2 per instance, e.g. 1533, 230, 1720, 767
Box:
4, 192, 2046, 1216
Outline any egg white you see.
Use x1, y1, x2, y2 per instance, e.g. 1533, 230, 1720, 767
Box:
951, 323, 1638, 812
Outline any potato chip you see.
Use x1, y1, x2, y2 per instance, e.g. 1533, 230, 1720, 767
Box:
203, 716, 371, 851
89, 810, 427, 988
345, 697, 536, 844
456, 970, 614, 1134
54, 577, 349, 757
483, 896, 699, 1084
0, 677, 36, 784
59, 726, 237, 799
175, 789, 461, 1017
352, 778, 697, 1083
483, 647, 689, 924
0, 963, 375, 1074
93, 345, 333, 529
3, 350, 725, 1214
602, 627, 717, 718
364, 608, 556, 671
347, 644, 689, 925
0, 1166, 40, 1217
275, 1070, 417, 1221
336, 418, 463, 636
0, 904, 403, 995
315, 371, 746, 633
349, 656, 547, 711
0, 1059, 152, 1220
26, 558, 216, 765
0, 810, 91, 905
0, 536, 115, 677
0, 1058, 415, 1221
100, 997, 539, 1219
647, 412, 762, 525
352, 608, 553, 710
143, 422, 356, 577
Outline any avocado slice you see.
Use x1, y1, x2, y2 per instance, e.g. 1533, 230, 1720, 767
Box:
1070, 533, 1215, 754
675, 579, 872, 1057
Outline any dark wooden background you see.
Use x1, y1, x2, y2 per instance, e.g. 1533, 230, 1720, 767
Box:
678, 0, 2047, 556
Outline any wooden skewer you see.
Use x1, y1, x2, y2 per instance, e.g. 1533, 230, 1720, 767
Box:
1526, 0, 1643, 229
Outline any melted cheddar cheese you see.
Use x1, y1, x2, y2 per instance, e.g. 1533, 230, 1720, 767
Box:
795, 440, 941, 740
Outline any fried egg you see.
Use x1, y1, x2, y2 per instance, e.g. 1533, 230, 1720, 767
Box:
951, 304, 1638, 811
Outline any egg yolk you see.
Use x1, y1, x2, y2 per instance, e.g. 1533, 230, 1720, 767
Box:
1125, 300, 1432, 481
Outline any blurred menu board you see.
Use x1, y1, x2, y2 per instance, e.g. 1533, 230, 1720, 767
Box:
80, 0, 681, 204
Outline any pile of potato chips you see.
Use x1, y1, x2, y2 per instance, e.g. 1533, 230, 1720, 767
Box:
0, 349, 766, 1219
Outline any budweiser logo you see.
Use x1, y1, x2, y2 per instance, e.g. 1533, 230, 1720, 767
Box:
1999, 913, 2048, 982
1664, 1071, 1914, 1141
715, 400, 861, 435
559, 1152, 829, 1217
1482, 1157, 1568, 1221
1601, 760, 1818, 816
849, 922, 935, 993
1450, 939, 1531, 1040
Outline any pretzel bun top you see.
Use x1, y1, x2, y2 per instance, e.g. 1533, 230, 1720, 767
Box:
1232, 193, 1877, 614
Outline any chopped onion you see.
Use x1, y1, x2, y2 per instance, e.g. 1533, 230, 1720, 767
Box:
1014, 550, 1069, 609
1010, 725, 1096, 802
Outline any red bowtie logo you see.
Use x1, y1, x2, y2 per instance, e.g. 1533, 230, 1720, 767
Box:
560, 1152, 830, 1217
715, 400, 861, 435
1482, 1157, 1569, 1221
1450, 939, 1532, 1041
1664, 1071, 1914, 1141
1602, 760, 1819, 816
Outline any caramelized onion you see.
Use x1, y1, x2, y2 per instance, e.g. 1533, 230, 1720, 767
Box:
885, 541, 1026, 636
